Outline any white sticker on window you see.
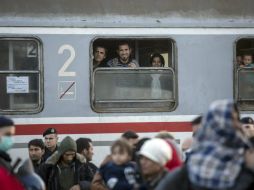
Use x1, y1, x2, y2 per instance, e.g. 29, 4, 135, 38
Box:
6, 76, 29, 93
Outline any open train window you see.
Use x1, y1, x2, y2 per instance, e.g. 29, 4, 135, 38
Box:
91, 38, 177, 112
0, 37, 43, 114
235, 38, 254, 110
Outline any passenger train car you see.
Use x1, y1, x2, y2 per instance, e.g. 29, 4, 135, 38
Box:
1, 0, 254, 165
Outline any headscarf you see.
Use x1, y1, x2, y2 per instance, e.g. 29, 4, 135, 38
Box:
187, 100, 247, 189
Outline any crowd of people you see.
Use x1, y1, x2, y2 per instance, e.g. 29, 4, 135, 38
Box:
93, 41, 165, 69
1, 100, 254, 189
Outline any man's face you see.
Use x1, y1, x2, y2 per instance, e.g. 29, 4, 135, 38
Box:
126, 138, 138, 148
94, 47, 106, 63
117, 44, 131, 63
44, 134, 58, 149
139, 155, 162, 178
243, 55, 253, 65
62, 151, 76, 164
29, 145, 44, 161
192, 124, 201, 135
83, 142, 94, 162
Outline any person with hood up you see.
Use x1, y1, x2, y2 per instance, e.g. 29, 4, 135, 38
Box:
39, 136, 90, 190
156, 100, 254, 190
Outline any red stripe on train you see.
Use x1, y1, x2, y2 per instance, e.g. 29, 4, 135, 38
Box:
15, 122, 192, 135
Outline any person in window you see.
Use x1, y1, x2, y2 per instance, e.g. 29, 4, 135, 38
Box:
241, 54, 254, 68
150, 53, 165, 67
236, 55, 244, 67
107, 41, 139, 68
93, 46, 108, 69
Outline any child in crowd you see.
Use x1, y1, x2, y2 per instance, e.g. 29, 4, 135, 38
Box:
99, 139, 138, 190
241, 54, 254, 68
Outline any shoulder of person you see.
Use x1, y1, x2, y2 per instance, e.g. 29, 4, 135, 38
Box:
155, 165, 189, 190
107, 58, 118, 67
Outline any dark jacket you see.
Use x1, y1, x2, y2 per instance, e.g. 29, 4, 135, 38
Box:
0, 150, 12, 170
42, 146, 58, 162
156, 165, 254, 190
39, 136, 91, 190
39, 152, 90, 190
99, 161, 136, 190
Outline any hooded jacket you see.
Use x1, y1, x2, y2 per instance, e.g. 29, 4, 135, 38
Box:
38, 136, 91, 190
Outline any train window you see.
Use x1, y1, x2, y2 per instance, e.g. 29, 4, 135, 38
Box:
235, 38, 254, 110
0, 38, 43, 113
91, 38, 177, 112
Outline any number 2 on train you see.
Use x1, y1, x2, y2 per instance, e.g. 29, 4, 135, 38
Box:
58, 44, 76, 77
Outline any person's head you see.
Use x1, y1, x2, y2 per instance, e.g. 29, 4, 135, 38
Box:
117, 41, 132, 63
195, 100, 242, 146
0, 116, 15, 152
236, 55, 243, 66
240, 117, 254, 138
59, 136, 77, 165
181, 137, 193, 161
111, 139, 132, 165
139, 138, 172, 179
155, 131, 174, 140
121, 130, 139, 148
150, 53, 165, 67
43, 128, 58, 150
93, 46, 107, 64
242, 54, 253, 65
191, 116, 202, 136
76, 137, 94, 162
28, 139, 45, 162
181, 137, 193, 152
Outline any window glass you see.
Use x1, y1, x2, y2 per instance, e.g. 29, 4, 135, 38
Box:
0, 38, 42, 113
91, 38, 177, 112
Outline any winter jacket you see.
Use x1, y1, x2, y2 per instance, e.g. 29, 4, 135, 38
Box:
156, 165, 254, 190
39, 136, 91, 190
0, 150, 25, 190
39, 152, 90, 190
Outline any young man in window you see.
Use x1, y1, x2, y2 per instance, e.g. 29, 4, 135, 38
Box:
42, 128, 58, 161
93, 46, 108, 69
107, 41, 139, 68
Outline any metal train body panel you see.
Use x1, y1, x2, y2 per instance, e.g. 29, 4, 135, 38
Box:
1, 0, 254, 165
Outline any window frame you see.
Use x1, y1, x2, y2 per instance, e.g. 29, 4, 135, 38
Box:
90, 36, 178, 113
0, 36, 43, 114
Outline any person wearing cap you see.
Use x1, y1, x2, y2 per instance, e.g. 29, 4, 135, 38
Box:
39, 136, 89, 190
139, 138, 172, 190
0, 116, 25, 190
42, 128, 58, 161
76, 138, 98, 182
28, 139, 45, 173
241, 117, 254, 140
